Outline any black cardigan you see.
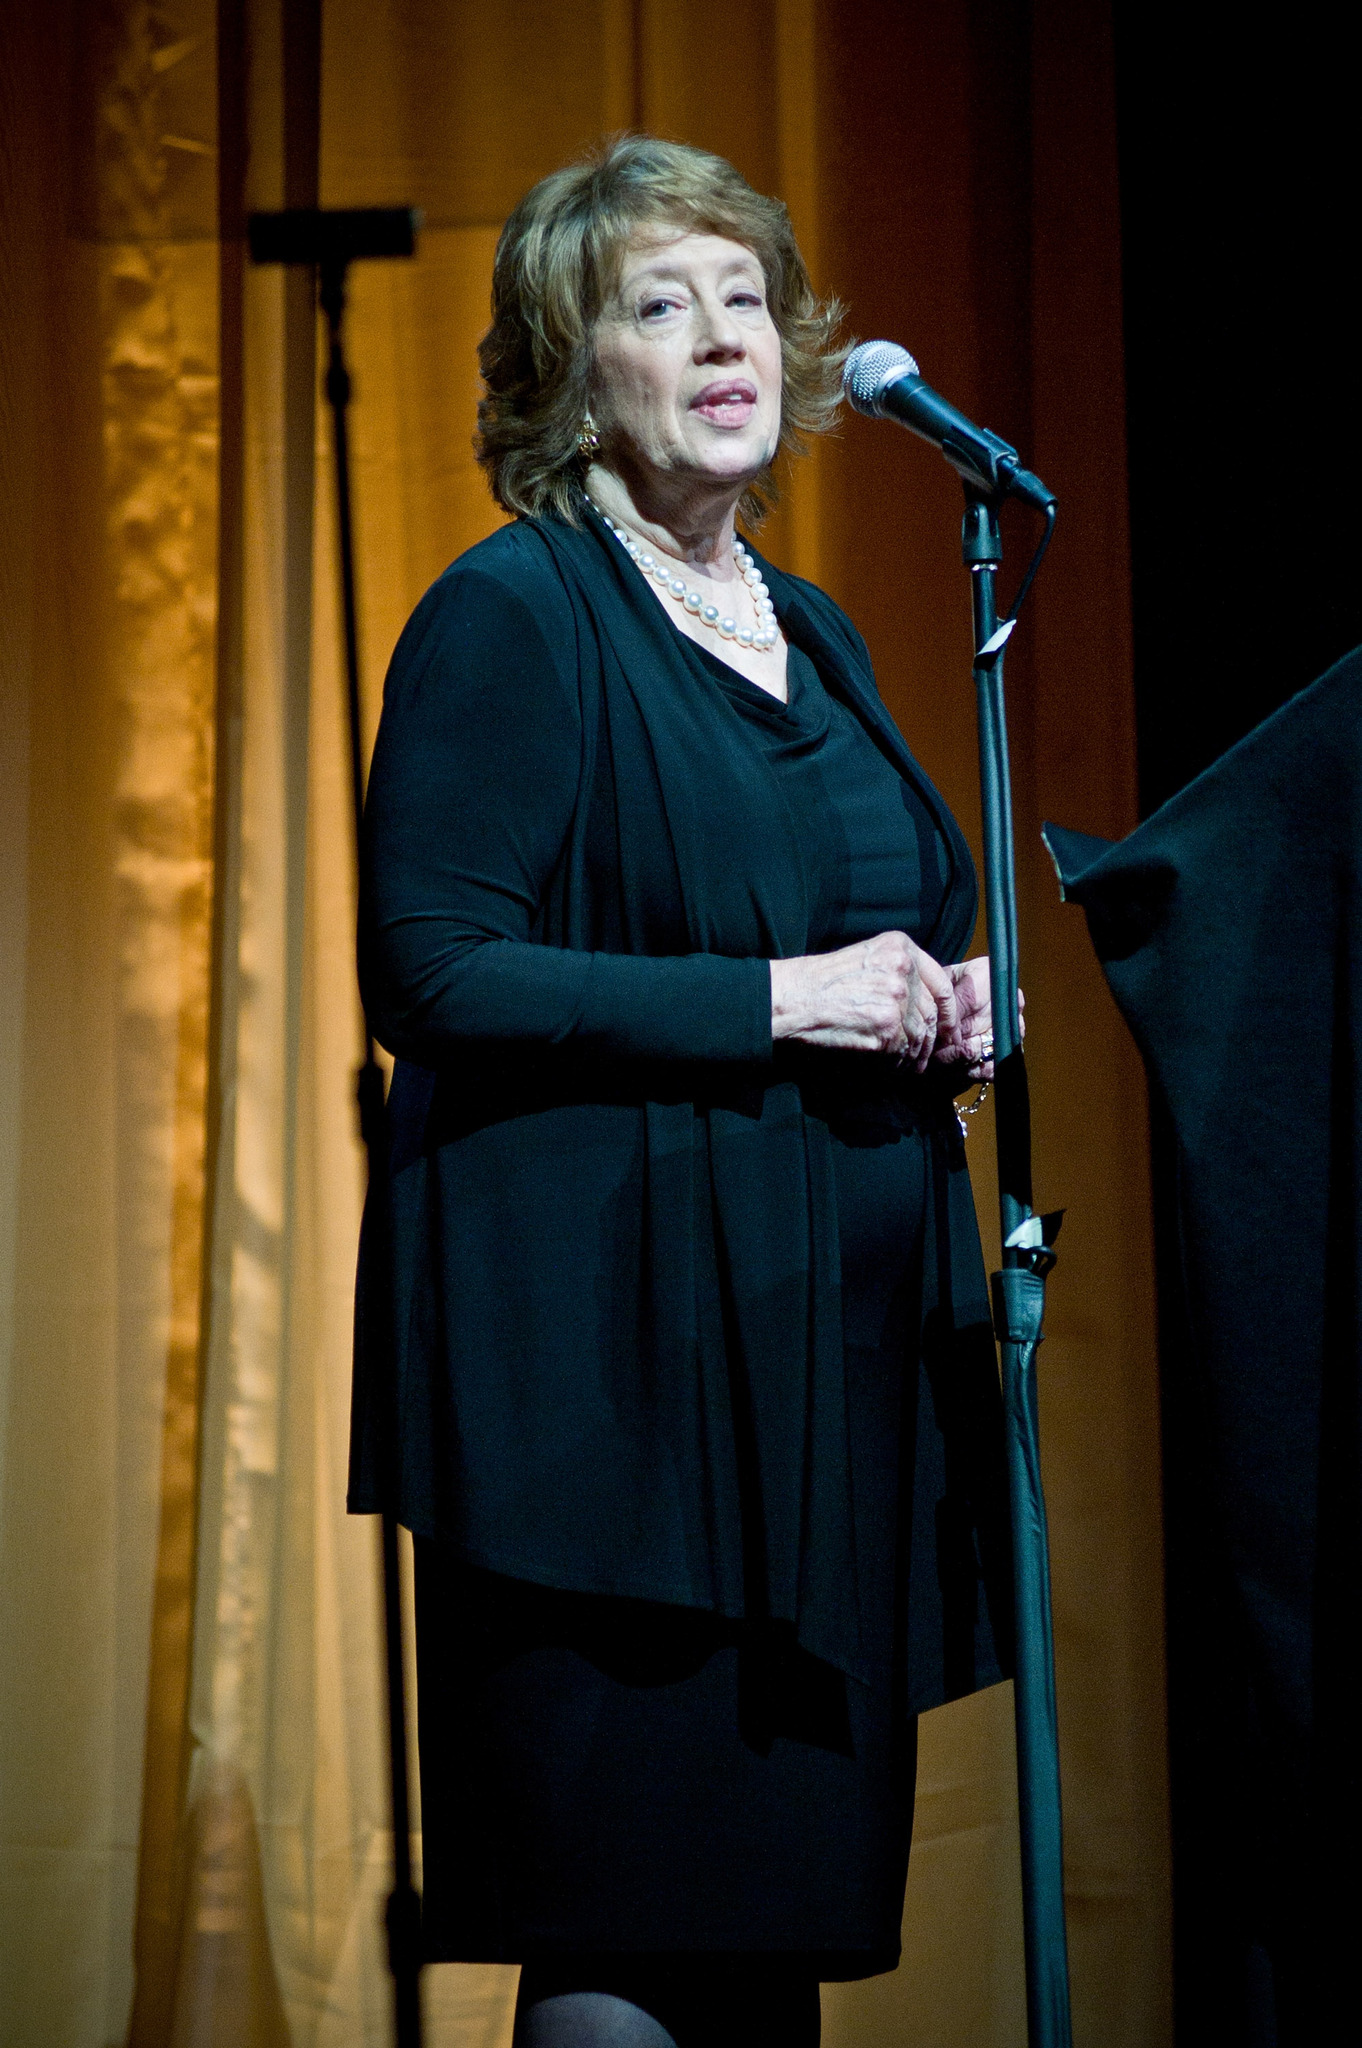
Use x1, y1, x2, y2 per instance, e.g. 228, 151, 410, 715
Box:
350, 506, 1012, 1707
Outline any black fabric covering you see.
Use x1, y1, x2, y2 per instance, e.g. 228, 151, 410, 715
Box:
1046, 648, 1362, 2045
351, 504, 1011, 1710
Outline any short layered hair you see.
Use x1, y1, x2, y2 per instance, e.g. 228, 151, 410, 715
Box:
475, 134, 848, 526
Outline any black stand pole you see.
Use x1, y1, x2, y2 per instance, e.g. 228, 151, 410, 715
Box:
247, 205, 422, 2048
964, 488, 1072, 2047
318, 257, 424, 2048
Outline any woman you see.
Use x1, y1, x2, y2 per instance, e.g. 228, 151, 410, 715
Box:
350, 136, 1013, 2048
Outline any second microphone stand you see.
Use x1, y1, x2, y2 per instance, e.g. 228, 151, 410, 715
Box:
248, 203, 424, 2048
318, 253, 424, 2048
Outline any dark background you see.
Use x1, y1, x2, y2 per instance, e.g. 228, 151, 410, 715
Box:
1115, 6, 1362, 812
1115, 9, 1360, 2039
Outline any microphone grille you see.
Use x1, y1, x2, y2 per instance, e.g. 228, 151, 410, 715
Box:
843, 339, 919, 415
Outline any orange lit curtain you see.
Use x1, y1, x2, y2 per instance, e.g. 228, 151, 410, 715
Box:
0, 5, 1168, 2045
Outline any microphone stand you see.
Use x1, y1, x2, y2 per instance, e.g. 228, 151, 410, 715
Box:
963, 486, 1071, 2047
248, 208, 423, 2048
321, 253, 424, 2048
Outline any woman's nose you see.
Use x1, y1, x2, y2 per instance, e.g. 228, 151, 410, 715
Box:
694, 299, 744, 360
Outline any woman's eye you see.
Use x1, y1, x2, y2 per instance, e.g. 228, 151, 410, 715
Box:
640, 298, 677, 319
730, 291, 764, 310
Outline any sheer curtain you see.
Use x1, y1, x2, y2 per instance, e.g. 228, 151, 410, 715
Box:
0, 5, 1169, 2045
2, 4, 222, 2042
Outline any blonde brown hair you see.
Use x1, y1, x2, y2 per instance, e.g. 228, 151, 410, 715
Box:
475, 134, 848, 526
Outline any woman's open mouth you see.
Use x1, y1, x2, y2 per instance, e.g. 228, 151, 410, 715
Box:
689, 380, 758, 429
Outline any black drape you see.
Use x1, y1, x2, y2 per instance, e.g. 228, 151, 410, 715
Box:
1046, 648, 1362, 2045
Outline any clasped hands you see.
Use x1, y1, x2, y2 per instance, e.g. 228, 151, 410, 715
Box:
770, 931, 1021, 1080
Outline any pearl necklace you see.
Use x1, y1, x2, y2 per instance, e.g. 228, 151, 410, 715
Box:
591, 502, 779, 651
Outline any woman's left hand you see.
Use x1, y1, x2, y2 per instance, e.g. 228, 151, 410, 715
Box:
930, 957, 1024, 1082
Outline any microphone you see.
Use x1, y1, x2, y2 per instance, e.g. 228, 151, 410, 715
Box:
843, 340, 1055, 510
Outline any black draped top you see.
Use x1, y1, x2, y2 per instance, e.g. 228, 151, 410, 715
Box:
350, 505, 1012, 1708
685, 637, 954, 954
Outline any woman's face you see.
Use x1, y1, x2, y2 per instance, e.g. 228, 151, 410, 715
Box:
590, 230, 782, 500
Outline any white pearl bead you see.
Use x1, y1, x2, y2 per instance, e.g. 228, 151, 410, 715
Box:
595, 501, 786, 656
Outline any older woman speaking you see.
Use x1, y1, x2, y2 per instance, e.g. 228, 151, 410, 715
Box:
349, 136, 1013, 2048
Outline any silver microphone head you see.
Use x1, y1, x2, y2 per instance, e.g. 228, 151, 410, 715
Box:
843, 339, 920, 416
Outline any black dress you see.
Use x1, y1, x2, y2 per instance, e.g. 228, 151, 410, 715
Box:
414, 635, 987, 1977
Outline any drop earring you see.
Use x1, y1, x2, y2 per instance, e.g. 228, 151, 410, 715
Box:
577, 412, 601, 457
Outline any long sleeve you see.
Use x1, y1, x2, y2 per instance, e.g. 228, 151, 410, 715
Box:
360, 547, 773, 1066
